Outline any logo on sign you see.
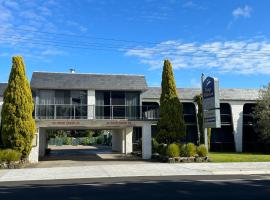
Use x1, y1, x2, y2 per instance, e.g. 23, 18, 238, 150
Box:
203, 77, 215, 99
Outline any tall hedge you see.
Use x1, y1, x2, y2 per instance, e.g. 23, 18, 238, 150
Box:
156, 60, 186, 144
253, 83, 270, 149
1, 56, 35, 158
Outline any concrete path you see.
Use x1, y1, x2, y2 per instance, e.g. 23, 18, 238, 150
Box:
1, 162, 270, 182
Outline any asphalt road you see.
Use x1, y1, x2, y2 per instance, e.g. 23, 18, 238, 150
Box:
0, 175, 270, 200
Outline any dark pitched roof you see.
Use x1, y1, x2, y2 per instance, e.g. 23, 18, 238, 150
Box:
30, 72, 148, 91
0, 83, 7, 97
142, 87, 259, 101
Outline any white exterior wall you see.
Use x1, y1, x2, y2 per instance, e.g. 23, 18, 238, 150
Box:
28, 128, 40, 163
142, 122, 152, 159
125, 127, 133, 154
112, 129, 125, 153
87, 90, 95, 119
230, 102, 244, 152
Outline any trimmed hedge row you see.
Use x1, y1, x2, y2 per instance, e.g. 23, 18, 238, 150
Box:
48, 136, 104, 146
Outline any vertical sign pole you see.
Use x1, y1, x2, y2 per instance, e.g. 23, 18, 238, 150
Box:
201, 73, 208, 151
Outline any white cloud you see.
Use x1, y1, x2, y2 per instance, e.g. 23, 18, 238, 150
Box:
232, 5, 252, 18
182, 1, 206, 10
41, 49, 66, 56
0, 0, 86, 60
125, 39, 270, 74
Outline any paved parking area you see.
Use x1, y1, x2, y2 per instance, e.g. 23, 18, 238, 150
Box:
34, 145, 144, 168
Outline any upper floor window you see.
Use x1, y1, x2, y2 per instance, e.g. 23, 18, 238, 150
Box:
38, 90, 87, 105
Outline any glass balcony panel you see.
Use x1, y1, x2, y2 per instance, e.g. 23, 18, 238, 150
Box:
56, 105, 72, 119
112, 106, 126, 119
34, 105, 159, 120
37, 105, 54, 119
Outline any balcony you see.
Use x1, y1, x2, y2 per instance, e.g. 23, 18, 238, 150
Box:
34, 104, 159, 121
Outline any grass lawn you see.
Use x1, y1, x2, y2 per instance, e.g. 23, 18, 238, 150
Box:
209, 152, 270, 162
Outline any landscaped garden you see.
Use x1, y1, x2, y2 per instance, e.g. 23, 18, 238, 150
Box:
151, 60, 209, 163
152, 139, 209, 163
152, 59, 270, 163
47, 130, 110, 147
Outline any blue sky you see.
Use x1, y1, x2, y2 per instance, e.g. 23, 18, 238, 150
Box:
0, 0, 270, 88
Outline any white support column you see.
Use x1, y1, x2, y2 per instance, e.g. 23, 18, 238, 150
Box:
140, 94, 143, 120
194, 102, 201, 145
230, 102, 244, 152
28, 127, 40, 163
125, 127, 133, 154
112, 129, 125, 153
142, 122, 152, 159
87, 90, 95, 119
38, 128, 47, 158
121, 129, 125, 153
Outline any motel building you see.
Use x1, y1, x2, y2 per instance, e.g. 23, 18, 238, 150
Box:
0, 71, 261, 163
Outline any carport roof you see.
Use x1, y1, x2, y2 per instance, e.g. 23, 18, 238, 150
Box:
30, 72, 148, 91
142, 87, 260, 101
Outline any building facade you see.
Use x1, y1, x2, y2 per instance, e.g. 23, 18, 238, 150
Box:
0, 72, 260, 163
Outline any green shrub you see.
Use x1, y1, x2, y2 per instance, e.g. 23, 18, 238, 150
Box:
180, 144, 188, 157
176, 143, 182, 149
186, 143, 196, 157
0, 149, 21, 163
81, 137, 90, 145
63, 137, 72, 145
157, 144, 167, 156
166, 143, 180, 158
96, 137, 103, 144
197, 144, 208, 157
152, 138, 159, 153
180, 143, 196, 157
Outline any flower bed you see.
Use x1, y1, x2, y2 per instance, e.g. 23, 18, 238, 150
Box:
0, 159, 28, 169
152, 154, 210, 163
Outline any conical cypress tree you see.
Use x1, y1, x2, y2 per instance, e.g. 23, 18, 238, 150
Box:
1, 56, 35, 158
156, 60, 186, 144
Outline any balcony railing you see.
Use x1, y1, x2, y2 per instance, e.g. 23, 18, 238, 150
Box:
34, 104, 159, 120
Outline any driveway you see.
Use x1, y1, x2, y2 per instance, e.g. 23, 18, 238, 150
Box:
34, 145, 146, 168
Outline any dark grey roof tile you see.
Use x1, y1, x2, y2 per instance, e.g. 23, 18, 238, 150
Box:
142, 87, 259, 101
31, 72, 148, 91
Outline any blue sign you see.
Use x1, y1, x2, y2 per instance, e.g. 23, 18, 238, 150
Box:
202, 75, 221, 128
203, 77, 215, 99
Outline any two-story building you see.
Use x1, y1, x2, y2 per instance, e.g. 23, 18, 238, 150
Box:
0, 71, 261, 163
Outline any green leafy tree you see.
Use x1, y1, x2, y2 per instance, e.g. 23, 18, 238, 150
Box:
194, 94, 203, 145
207, 128, 211, 151
253, 83, 270, 148
1, 56, 36, 158
194, 95, 211, 150
156, 60, 186, 144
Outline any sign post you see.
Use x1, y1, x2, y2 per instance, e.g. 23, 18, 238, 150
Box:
201, 74, 221, 150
